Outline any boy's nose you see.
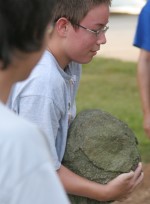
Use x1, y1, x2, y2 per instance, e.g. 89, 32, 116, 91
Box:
96, 33, 107, 45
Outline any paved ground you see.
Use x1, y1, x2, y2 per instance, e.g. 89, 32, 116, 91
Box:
97, 14, 140, 62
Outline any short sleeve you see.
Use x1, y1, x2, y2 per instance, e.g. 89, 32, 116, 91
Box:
17, 95, 62, 169
133, 5, 150, 51
10, 162, 70, 204
0, 121, 69, 204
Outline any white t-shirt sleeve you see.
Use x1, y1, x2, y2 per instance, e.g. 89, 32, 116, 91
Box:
16, 95, 61, 170
0, 119, 69, 204
11, 162, 70, 204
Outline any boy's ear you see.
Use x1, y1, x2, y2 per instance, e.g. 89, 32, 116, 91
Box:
55, 17, 70, 36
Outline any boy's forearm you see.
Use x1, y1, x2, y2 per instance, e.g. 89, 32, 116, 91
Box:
138, 50, 150, 115
57, 163, 143, 202
57, 164, 109, 202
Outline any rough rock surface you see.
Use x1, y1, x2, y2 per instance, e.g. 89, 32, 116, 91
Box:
63, 109, 141, 204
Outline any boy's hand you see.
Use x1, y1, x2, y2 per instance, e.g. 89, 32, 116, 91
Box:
105, 162, 144, 201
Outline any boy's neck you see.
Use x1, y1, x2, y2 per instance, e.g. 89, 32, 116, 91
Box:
0, 57, 18, 103
47, 46, 70, 70
47, 37, 71, 70
0, 72, 12, 103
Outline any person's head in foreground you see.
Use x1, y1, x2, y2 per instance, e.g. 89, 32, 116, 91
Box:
0, 0, 55, 98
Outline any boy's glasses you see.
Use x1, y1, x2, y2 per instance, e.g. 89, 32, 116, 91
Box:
75, 24, 109, 37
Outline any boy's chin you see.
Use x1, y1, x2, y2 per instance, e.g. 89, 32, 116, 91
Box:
82, 57, 95, 64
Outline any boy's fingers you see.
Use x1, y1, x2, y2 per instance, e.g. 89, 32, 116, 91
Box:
133, 172, 144, 188
122, 171, 134, 180
119, 163, 143, 182
133, 163, 143, 181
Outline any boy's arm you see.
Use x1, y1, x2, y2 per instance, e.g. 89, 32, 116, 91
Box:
137, 49, 150, 139
57, 163, 143, 202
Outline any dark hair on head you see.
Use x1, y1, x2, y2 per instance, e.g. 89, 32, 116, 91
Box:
52, 0, 111, 25
0, 0, 56, 69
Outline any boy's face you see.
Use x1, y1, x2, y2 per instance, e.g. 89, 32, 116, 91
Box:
65, 4, 109, 64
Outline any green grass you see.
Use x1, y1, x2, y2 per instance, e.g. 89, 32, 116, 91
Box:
76, 57, 150, 163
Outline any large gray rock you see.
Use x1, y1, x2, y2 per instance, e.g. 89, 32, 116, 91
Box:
63, 109, 141, 204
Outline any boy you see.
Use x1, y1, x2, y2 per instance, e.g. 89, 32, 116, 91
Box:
8, 0, 143, 202
0, 0, 69, 203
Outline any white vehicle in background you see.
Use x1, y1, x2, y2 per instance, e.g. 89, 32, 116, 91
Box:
110, 0, 146, 15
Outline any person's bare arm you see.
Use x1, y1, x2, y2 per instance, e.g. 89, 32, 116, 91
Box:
57, 163, 143, 202
137, 49, 150, 138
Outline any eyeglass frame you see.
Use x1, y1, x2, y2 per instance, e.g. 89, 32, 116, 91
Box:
74, 23, 109, 37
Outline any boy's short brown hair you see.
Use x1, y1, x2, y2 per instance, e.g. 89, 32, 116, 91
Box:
52, 0, 111, 25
